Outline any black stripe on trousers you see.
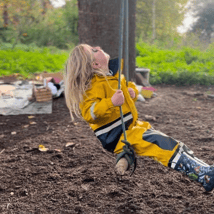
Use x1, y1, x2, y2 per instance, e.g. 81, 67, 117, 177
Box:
143, 129, 178, 151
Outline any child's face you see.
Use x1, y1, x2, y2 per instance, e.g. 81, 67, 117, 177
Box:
83, 45, 110, 71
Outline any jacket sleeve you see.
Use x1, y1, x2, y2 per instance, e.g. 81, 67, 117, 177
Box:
128, 81, 139, 102
79, 86, 116, 124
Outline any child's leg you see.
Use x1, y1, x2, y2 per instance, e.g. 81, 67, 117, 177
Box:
114, 121, 214, 191
114, 121, 179, 167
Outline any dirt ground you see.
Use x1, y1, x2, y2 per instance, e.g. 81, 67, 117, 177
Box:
0, 84, 214, 214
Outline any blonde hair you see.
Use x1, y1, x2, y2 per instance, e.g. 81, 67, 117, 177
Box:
64, 44, 106, 121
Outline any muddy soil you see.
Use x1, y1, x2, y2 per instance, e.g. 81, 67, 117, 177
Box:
0, 85, 214, 214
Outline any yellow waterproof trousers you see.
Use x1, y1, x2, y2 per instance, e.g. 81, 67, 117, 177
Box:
114, 121, 179, 167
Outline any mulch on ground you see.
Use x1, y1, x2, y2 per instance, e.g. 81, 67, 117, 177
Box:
0, 85, 214, 214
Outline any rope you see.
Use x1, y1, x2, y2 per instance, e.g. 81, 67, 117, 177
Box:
117, 0, 137, 176
125, 0, 129, 83
118, 0, 127, 141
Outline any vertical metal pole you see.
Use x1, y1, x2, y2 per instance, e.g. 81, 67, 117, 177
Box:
118, 0, 127, 141
125, 0, 129, 83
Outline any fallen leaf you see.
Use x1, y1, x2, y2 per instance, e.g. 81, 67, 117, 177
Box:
196, 107, 201, 109
65, 142, 75, 147
74, 123, 78, 126
28, 116, 35, 119
30, 121, 37, 125
54, 149, 61, 152
11, 132, 16, 135
144, 115, 156, 121
81, 184, 89, 191
23, 125, 29, 128
0, 149, 5, 155
38, 145, 49, 152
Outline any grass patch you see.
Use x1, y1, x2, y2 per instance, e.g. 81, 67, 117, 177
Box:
0, 43, 69, 78
136, 42, 214, 85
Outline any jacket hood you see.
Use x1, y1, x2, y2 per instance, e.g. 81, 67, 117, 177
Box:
109, 58, 119, 76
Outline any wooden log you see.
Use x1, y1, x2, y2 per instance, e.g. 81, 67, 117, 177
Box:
34, 86, 52, 102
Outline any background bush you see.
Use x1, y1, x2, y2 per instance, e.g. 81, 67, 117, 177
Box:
136, 42, 214, 85
0, 0, 78, 49
2, 42, 214, 86
0, 43, 69, 78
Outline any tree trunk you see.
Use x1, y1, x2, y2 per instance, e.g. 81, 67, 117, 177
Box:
78, 0, 137, 82
152, 0, 156, 42
41, 0, 52, 15
3, 3, 9, 27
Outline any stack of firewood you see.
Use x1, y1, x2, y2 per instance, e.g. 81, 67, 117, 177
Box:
33, 86, 52, 102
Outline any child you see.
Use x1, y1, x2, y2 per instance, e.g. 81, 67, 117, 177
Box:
65, 44, 214, 192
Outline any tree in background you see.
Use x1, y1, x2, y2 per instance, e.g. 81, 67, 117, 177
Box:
0, 0, 51, 47
2, 1, 9, 27
41, 0, 52, 15
63, 0, 78, 45
1, 0, 207, 51
78, 0, 137, 82
27, 0, 78, 48
0, 0, 79, 49
136, 0, 188, 45
0, 0, 52, 26
152, 0, 156, 42
190, 0, 214, 44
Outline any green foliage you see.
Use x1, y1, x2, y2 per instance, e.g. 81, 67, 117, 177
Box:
136, 42, 214, 85
136, 0, 188, 43
0, 0, 78, 49
23, 0, 79, 49
0, 44, 69, 78
189, 0, 214, 43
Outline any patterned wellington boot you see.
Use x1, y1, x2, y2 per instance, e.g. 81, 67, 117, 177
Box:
169, 142, 214, 192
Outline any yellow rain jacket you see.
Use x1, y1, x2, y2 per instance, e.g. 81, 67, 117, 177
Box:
80, 59, 179, 166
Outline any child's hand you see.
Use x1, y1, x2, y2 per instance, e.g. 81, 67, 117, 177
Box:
128, 88, 135, 99
111, 90, 125, 106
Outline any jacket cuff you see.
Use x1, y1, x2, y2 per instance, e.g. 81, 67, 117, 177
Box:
133, 96, 138, 102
